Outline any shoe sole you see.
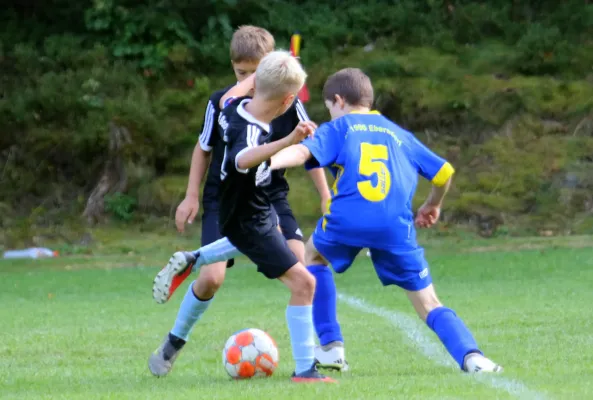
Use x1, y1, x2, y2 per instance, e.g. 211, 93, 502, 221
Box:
291, 377, 337, 383
152, 252, 191, 304
468, 365, 504, 374
314, 359, 350, 372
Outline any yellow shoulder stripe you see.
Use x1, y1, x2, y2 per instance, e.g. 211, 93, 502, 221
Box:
431, 162, 455, 187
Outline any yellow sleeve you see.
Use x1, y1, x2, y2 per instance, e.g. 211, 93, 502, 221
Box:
430, 162, 455, 187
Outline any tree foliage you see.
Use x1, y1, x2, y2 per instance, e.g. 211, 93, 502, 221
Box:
1, 0, 593, 236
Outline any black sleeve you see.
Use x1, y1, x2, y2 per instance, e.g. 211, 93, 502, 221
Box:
198, 99, 219, 151
294, 99, 310, 122
227, 124, 262, 174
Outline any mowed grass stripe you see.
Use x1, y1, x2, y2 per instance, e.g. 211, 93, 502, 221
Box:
1, 242, 593, 398
339, 293, 548, 400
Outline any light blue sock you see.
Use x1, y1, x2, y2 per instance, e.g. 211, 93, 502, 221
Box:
286, 305, 315, 374
170, 282, 212, 341
192, 237, 242, 271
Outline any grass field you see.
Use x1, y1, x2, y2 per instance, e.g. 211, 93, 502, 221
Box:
2, 232, 593, 400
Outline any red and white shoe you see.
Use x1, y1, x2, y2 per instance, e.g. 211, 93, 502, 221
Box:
152, 252, 196, 304
291, 364, 337, 383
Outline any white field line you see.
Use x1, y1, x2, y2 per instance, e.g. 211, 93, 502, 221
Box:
338, 293, 548, 400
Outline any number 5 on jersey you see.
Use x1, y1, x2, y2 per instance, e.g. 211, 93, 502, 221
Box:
357, 142, 391, 202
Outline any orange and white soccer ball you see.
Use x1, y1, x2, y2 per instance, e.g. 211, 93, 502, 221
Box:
222, 328, 279, 379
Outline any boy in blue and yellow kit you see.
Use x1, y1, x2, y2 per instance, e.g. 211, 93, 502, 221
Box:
258, 68, 503, 373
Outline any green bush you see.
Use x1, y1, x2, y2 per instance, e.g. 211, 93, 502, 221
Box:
105, 192, 137, 221
3, 1, 593, 237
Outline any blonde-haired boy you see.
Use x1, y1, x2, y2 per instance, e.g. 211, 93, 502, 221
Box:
150, 24, 333, 379
200, 50, 333, 382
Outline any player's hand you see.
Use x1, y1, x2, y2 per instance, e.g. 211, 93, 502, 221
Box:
288, 121, 317, 145
415, 203, 441, 228
175, 195, 200, 233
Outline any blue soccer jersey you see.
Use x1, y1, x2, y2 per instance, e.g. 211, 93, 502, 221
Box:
303, 111, 454, 250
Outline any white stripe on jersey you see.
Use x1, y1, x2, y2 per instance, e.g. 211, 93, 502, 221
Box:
247, 124, 261, 148
199, 101, 216, 151
295, 99, 310, 122
234, 124, 262, 174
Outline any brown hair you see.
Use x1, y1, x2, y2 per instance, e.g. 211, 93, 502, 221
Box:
230, 25, 275, 63
322, 68, 374, 108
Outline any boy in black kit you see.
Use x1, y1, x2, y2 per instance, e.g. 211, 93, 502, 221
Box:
148, 27, 336, 380
151, 26, 328, 307
213, 50, 333, 382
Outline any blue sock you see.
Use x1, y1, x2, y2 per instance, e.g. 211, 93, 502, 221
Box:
170, 282, 212, 341
192, 237, 242, 271
285, 305, 315, 374
307, 265, 343, 346
426, 307, 481, 369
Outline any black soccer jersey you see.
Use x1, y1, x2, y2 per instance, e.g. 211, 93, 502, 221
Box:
197, 85, 309, 210
218, 98, 276, 235
198, 85, 234, 211
267, 99, 309, 201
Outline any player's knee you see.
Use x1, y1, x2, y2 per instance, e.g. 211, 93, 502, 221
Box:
304, 238, 327, 266
196, 263, 226, 293
304, 250, 326, 266
289, 268, 316, 301
406, 284, 443, 322
202, 272, 225, 291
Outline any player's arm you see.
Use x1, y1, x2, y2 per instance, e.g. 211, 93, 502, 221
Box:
185, 144, 211, 199
175, 100, 217, 232
270, 144, 312, 170
219, 74, 255, 109
274, 121, 343, 171
410, 136, 455, 228
425, 175, 452, 207
416, 172, 453, 229
186, 100, 217, 198
292, 99, 332, 207
236, 121, 316, 170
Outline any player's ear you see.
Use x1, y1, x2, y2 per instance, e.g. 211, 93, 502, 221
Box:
335, 94, 346, 109
284, 93, 296, 106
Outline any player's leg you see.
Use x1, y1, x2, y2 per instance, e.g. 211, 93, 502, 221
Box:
149, 211, 228, 376
185, 202, 303, 271
229, 226, 334, 383
153, 211, 240, 304
371, 247, 502, 373
273, 197, 306, 264
406, 284, 501, 372
307, 226, 360, 371
149, 263, 226, 377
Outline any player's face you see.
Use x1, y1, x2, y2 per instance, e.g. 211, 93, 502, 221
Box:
232, 60, 259, 82
324, 98, 348, 121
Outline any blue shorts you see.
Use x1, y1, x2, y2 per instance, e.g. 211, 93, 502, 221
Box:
312, 228, 432, 291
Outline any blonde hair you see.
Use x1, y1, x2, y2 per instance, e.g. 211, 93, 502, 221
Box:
255, 50, 307, 100
230, 25, 275, 63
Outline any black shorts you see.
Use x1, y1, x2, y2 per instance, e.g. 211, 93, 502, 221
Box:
201, 209, 235, 268
271, 197, 303, 242
203, 198, 302, 245
226, 223, 298, 279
